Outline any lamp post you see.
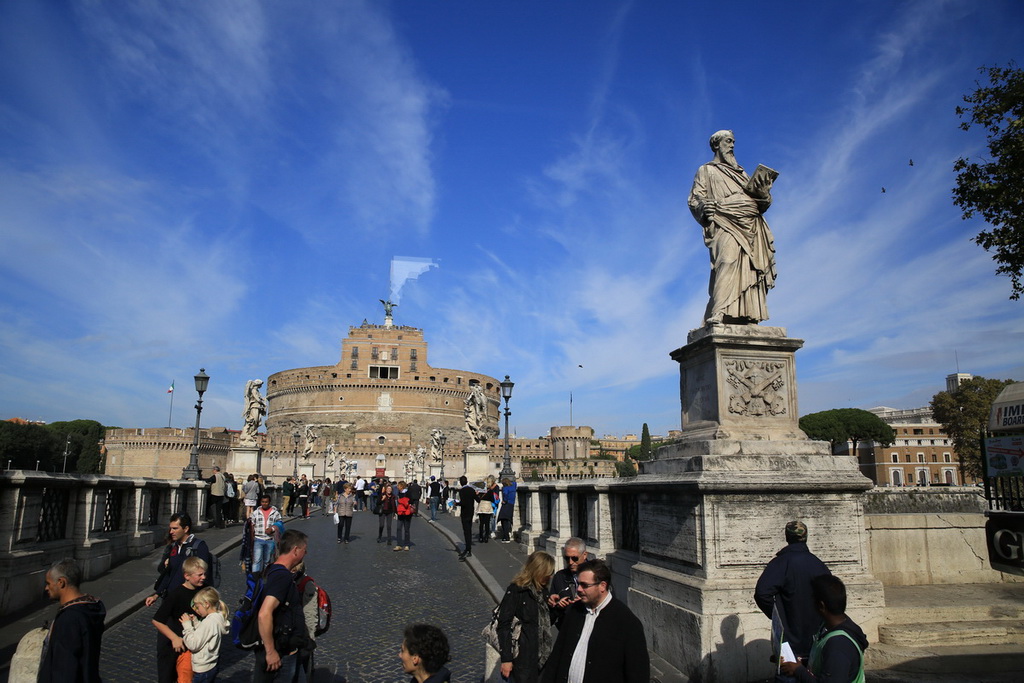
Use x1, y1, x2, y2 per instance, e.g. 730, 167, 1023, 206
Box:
181, 368, 209, 480
499, 375, 516, 481
292, 431, 301, 478
439, 432, 447, 483
62, 434, 71, 473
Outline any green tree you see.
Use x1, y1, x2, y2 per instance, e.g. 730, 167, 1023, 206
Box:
931, 376, 1015, 480
953, 64, 1024, 299
800, 408, 895, 454
0, 421, 60, 470
46, 420, 106, 473
615, 460, 637, 477
639, 423, 653, 461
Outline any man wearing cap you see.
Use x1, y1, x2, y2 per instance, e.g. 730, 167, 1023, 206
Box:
205, 465, 226, 529
427, 476, 442, 522
754, 520, 832, 666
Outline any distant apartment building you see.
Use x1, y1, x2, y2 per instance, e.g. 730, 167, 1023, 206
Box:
848, 406, 978, 487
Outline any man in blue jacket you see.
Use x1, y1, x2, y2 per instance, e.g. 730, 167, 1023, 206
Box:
754, 520, 832, 665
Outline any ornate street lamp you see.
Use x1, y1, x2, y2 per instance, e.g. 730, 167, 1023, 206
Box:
439, 432, 447, 483
499, 375, 516, 481
181, 368, 209, 480
292, 430, 301, 478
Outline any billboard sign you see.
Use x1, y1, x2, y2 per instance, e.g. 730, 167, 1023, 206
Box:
985, 436, 1024, 478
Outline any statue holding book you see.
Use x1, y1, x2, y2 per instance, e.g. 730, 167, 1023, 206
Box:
688, 130, 778, 326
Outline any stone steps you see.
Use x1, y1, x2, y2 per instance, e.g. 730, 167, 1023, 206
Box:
878, 619, 1024, 647
866, 642, 1024, 678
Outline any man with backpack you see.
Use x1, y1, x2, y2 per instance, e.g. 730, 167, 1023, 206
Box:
254, 529, 310, 681
146, 512, 214, 607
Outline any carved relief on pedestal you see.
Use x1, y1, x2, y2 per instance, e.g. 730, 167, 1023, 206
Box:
724, 359, 788, 417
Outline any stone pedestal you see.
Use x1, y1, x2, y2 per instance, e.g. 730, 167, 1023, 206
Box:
631, 325, 885, 682
671, 324, 806, 441
230, 445, 262, 475
462, 445, 491, 481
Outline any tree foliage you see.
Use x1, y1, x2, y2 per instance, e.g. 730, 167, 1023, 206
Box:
931, 376, 1015, 479
615, 460, 638, 478
639, 423, 653, 461
0, 421, 60, 470
953, 64, 1024, 299
0, 419, 106, 473
800, 408, 895, 454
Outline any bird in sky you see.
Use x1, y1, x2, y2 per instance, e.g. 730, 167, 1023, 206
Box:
881, 187, 887, 193
909, 159, 914, 166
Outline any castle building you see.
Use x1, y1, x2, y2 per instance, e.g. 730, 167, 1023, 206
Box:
263, 319, 502, 479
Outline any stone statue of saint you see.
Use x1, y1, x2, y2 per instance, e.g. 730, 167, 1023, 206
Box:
303, 424, 318, 459
240, 379, 267, 445
688, 130, 777, 326
325, 443, 336, 469
464, 383, 488, 446
405, 452, 416, 479
430, 428, 443, 462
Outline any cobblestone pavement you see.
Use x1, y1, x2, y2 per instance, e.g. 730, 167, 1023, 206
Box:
101, 511, 492, 682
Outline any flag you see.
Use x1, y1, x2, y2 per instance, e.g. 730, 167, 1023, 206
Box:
167, 381, 174, 394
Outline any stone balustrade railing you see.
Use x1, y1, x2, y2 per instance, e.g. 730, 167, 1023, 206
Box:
0, 470, 212, 616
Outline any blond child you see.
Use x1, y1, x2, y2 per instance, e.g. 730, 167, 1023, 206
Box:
180, 586, 230, 683
152, 556, 206, 683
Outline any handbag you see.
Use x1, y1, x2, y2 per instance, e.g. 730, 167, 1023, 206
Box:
481, 602, 520, 659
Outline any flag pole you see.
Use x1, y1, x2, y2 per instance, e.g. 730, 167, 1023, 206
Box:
167, 381, 175, 428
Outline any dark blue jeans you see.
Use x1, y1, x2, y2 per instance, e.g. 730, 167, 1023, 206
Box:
253, 649, 298, 683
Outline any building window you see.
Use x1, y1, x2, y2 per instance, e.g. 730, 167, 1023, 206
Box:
351, 360, 358, 370
891, 453, 898, 463
410, 349, 418, 360
905, 454, 912, 463
932, 454, 937, 462
377, 436, 386, 445
917, 453, 925, 463
944, 469, 956, 485
371, 347, 379, 360
891, 469, 903, 486
369, 365, 399, 379
944, 453, 951, 463
913, 428, 924, 435
352, 347, 359, 359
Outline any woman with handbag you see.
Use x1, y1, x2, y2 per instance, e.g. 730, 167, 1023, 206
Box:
496, 551, 555, 683
476, 475, 498, 543
335, 483, 357, 544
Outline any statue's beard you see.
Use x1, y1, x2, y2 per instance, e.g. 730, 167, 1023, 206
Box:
721, 150, 739, 168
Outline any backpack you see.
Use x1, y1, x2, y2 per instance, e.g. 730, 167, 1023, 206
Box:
231, 565, 289, 650
296, 574, 332, 636
397, 494, 413, 516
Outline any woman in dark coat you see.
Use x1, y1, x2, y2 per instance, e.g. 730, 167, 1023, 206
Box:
378, 483, 397, 544
497, 551, 555, 683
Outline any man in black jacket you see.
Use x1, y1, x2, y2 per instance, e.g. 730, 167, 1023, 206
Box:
39, 558, 105, 683
541, 559, 649, 683
457, 476, 476, 561
754, 520, 832, 663
547, 537, 588, 628
408, 478, 423, 516
145, 512, 213, 606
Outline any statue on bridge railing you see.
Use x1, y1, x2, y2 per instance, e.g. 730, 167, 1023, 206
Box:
303, 424, 318, 459
464, 382, 493, 446
240, 379, 267, 446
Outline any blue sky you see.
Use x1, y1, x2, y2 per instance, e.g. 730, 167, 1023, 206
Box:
1, 0, 1022, 439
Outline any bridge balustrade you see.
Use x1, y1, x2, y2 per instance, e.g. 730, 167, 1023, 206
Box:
0, 470, 209, 616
